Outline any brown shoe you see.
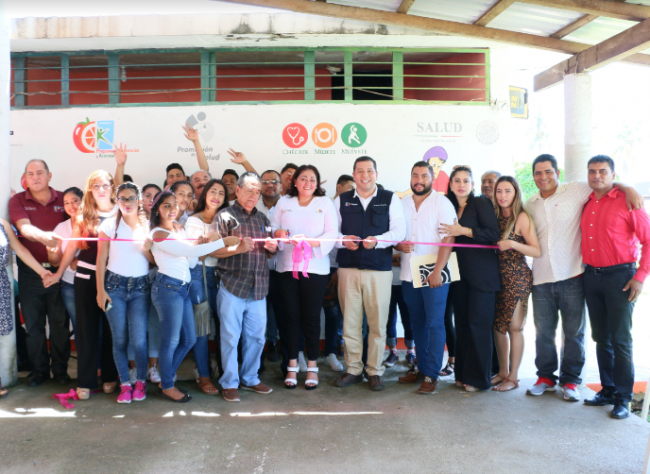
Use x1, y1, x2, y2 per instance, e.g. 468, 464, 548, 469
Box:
222, 388, 240, 402
369, 375, 385, 392
398, 370, 425, 384
418, 376, 439, 394
103, 382, 117, 394
240, 382, 273, 394
334, 372, 363, 387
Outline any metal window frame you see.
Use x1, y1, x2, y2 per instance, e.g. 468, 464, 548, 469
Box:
11, 47, 491, 109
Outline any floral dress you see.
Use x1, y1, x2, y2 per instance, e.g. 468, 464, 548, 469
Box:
494, 216, 533, 334
0, 223, 12, 336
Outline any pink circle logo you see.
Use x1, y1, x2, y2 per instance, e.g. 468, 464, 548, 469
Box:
282, 123, 308, 148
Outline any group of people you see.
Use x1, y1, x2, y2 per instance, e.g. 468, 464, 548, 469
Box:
1, 125, 647, 420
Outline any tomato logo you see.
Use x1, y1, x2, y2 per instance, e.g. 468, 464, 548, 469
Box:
73, 118, 114, 153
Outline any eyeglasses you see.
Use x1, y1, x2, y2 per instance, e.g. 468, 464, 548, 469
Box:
117, 196, 138, 204
262, 180, 280, 185
92, 184, 112, 191
452, 165, 472, 171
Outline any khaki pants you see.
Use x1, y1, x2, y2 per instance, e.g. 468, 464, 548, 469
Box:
337, 268, 392, 377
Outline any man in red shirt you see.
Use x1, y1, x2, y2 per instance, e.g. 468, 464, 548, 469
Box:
9, 159, 70, 387
580, 155, 649, 419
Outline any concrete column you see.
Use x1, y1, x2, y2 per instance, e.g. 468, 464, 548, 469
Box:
563, 73, 592, 182
0, 0, 17, 387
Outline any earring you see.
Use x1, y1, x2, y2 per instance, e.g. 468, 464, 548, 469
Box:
156, 212, 159, 216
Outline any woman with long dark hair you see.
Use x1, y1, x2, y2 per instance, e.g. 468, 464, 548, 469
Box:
45, 170, 119, 399
49, 187, 83, 334
148, 191, 239, 402
96, 183, 155, 403
142, 184, 161, 220
271, 165, 338, 390
491, 176, 540, 391
440, 166, 500, 392
184, 179, 229, 395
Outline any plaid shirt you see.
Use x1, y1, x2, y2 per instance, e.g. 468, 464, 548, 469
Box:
215, 201, 274, 300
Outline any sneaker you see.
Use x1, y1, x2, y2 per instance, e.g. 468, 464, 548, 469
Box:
562, 383, 580, 402
405, 352, 416, 366
383, 350, 399, 367
147, 366, 161, 384
526, 377, 556, 396
129, 367, 137, 385
117, 384, 133, 404
133, 381, 146, 401
298, 352, 308, 373
325, 353, 344, 372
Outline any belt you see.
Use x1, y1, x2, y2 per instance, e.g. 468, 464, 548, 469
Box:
42, 263, 52, 269
585, 263, 636, 276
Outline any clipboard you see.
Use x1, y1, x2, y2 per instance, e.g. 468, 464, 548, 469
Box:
410, 253, 460, 289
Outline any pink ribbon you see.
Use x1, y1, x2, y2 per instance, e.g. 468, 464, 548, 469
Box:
53, 389, 101, 409
292, 240, 312, 279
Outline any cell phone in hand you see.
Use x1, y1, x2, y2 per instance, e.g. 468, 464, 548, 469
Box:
105, 302, 112, 312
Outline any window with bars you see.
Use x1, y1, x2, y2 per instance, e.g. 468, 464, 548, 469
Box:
11, 48, 489, 108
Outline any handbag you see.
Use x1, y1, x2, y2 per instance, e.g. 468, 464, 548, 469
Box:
192, 263, 211, 338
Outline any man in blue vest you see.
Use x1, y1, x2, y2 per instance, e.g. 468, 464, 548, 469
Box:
333, 156, 406, 391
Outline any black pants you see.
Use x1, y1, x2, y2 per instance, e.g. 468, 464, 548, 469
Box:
584, 265, 636, 403
17, 260, 70, 376
444, 283, 457, 357
14, 292, 31, 371
453, 279, 496, 390
278, 272, 329, 361
268, 270, 290, 374
74, 268, 117, 389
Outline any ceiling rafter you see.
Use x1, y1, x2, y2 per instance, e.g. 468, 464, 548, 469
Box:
474, 0, 516, 27
396, 0, 416, 14
515, 0, 650, 22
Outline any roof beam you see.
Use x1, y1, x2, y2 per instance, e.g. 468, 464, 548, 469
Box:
516, 0, 650, 22
396, 0, 416, 14
535, 16, 650, 90
474, 0, 516, 27
220, 0, 650, 68
549, 14, 598, 39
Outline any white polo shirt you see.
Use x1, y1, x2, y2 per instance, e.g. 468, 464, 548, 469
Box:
526, 181, 592, 286
399, 192, 457, 282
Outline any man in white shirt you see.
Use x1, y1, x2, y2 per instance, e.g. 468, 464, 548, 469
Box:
525, 154, 642, 401
395, 161, 456, 394
333, 157, 406, 391
255, 170, 285, 370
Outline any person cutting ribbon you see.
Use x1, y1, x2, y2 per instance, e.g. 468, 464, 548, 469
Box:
271, 164, 338, 390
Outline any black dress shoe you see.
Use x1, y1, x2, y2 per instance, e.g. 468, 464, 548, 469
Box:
28, 372, 49, 387
53, 373, 72, 385
611, 402, 631, 419
334, 372, 363, 387
584, 389, 617, 406
369, 375, 385, 392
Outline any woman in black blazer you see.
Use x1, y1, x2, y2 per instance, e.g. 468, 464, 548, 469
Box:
440, 166, 500, 391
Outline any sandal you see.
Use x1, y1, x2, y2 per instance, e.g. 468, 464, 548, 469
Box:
285, 366, 298, 389
0, 384, 8, 398
305, 367, 319, 391
491, 375, 507, 386
156, 386, 193, 403
455, 380, 464, 388
103, 382, 117, 394
493, 379, 520, 392
439, 362, 455, 377
77, 388, 91, 400
197, 377, 219, 396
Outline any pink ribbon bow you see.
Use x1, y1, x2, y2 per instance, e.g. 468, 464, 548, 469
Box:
53, 389, 80, 410
292, 240, 312, 279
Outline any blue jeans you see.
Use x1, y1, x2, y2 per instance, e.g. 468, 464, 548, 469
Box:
584, 266, 636, 403
387, 284, 414, 348
217, 286, 266, 389
402, 281, 449, 379
61, 280, 77, 335
189, 265, 219, 378
152, 273, 196, 390
532, 277, 586, 385
104, 271, 151, 384
128, 304, 161, 361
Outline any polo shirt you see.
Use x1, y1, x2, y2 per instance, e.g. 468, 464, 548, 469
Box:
9, 187, 66, 263
580, 187, 650, 283
526, 181, 592, 286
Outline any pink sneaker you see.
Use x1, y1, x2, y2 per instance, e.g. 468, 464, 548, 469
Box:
133, 381, 147, 401
117, 384, 133, 404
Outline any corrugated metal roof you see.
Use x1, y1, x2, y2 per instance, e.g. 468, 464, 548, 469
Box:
563, 17, 636, 45
331, 0, 402, 13
408, 0, 496, 25
489, 2, 583, 36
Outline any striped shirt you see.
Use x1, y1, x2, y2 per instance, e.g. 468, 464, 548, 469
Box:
526, 181, 592, 285
215, 200, 273, 300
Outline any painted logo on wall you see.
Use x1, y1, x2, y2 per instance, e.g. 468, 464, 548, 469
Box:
73, 118, 114, 153
185, 111, 215, 143
312, 123, 338, 148
282, 123, 308, 148
341, 123, 367, 148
